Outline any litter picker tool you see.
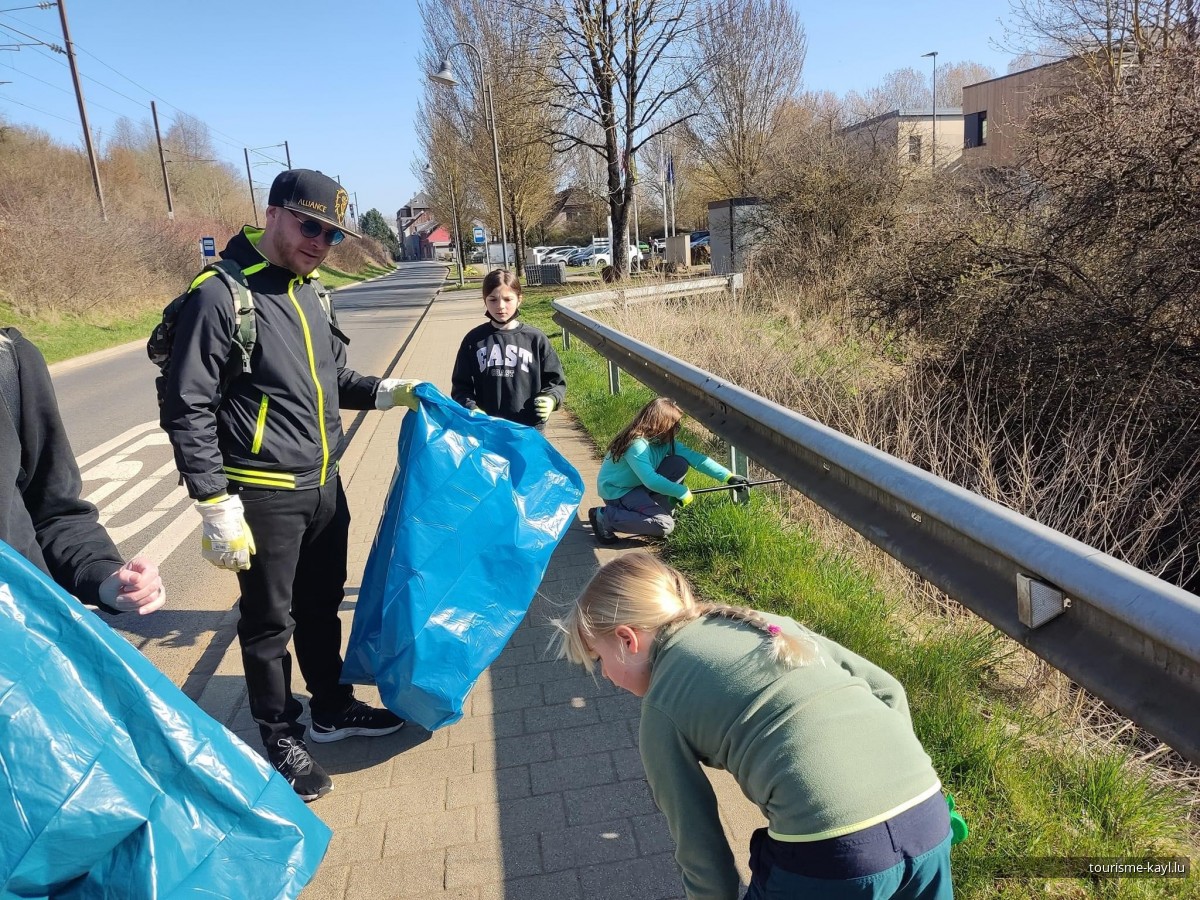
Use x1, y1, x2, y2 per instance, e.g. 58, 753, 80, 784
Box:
689, 478, 783, 495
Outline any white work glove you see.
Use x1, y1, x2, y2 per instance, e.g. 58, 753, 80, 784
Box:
196, 494, 256, 571
98, 556, 166, 615
533, 395, 556, 422
376, 378, 422, 411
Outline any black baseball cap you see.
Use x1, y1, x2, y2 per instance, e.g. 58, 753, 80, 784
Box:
267, 168, 360, 238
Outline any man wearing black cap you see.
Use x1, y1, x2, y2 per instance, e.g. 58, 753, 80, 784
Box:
160, 168, 422, 801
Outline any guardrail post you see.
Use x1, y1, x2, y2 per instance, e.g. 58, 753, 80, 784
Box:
608, 360, 621, 395
729, 445, 750, 478
562, 326, 571, 350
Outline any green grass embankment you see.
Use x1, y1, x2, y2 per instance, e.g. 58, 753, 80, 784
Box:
519, 288, 1198, 900
9, 262, 396, 365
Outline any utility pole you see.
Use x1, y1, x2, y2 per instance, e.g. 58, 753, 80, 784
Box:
284, 140, 292, 169
244, 148, 258, 227
150, 101, 174, 221
56, 0, 106, 220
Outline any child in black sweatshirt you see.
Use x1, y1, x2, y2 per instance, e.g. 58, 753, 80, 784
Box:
451, 269, 566, 430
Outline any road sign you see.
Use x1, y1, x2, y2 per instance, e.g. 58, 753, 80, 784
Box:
200, 237, 216, 257
472, 226, 485, 245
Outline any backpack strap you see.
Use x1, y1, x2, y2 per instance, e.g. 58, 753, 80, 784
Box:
310, 274, 350, 345
0, 329, 21, 435
207, 258, 256, 375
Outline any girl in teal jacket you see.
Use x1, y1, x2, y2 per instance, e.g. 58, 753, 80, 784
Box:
587, 397, 745, 543
554, 551, 955, 900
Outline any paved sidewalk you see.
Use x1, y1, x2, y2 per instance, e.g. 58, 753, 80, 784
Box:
197, 289, 766, 899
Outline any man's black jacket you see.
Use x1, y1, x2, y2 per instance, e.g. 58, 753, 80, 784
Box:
160, 226, 380, 499
0, 328, 122, 607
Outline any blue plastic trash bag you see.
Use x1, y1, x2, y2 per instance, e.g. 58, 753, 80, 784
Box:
0, 542, 330, 899
342, 383, 583, 730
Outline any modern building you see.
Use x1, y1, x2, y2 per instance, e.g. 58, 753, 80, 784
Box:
842, 108, 964, 171
961, 60, 1078, 168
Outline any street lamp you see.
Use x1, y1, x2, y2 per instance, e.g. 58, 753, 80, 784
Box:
425, 163, 465, 287
429, 42, 509, 268
921, 51, 938, 173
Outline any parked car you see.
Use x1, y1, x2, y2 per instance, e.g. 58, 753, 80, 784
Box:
565, 247, 594, 266
592, 244, 643, 267
531, 245, 576, 265
544, 246, 581, 264
689, 230, 709, 244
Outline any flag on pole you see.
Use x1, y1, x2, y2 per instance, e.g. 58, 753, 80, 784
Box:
666, 155, 675, 185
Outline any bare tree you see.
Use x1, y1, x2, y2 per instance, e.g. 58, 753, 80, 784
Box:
520, 0, 705, 277
1007, 0, 1200, 83
417, 0, 562, 273
687, 0, 806, 197
935, 61, 997, 107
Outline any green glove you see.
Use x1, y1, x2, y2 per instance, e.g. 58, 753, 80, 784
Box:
533, 395, 555, 422
678, 488, 694, 508
947, 794, 969, 845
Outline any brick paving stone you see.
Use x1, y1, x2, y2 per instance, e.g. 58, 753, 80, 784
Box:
478, 870, 582, 900
540, 818, 639, 872
551, 721, 635, 759
445, 834, 542, 888
579, 853, 686, 900
447, 766, 532, 809
472, 732, 555, 772
529, 752, 617, 796
611, 746, 646, 782
632, 813, 676, 856
523, 700, 601, 734
474, 793, 568, 841
381, 807, 477, 856
322, 821, 387, 866
564, 779, 659, 827
344, 849, 448, 899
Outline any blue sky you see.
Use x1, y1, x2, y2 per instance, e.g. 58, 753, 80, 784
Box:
0, 1, 1017, 222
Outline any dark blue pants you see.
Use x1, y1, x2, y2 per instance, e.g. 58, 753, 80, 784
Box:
745, 793, 954, 899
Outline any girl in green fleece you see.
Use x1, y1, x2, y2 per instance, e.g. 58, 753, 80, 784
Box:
554, 552, 954, 900
586, 397, 746, 544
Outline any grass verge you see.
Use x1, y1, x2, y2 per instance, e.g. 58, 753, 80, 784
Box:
7, 263, 397, 364
519, 287, 1199, 899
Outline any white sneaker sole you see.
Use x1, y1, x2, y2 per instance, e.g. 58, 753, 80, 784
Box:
308, 722, 405, 743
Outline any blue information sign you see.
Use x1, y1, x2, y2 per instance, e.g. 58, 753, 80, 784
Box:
200, 237, 217, 257
472, 226, 485, 245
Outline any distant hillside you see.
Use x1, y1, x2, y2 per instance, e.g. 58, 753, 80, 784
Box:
0, 117, 391, 320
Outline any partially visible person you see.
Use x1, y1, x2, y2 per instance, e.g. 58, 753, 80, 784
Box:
159, 168, 421, 802
450, 269, 566, 430
586, 397, 746, 543
554, 552, 954, 900
0, 328, 165, 614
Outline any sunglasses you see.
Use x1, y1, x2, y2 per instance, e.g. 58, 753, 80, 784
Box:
288, 209, 344, 245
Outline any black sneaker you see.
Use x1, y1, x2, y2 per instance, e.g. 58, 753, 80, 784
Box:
268, 736, 332, 802
310, 699, 405, 743
589, 506, 617, 544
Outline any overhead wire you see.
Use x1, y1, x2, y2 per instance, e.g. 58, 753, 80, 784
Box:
0, 93, 75, 124
0, 9, 261, 155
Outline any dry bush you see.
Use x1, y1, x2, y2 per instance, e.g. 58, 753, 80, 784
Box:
0, 117, 388, 319
603, 284, 1200, 802
861, 46, 1200, 591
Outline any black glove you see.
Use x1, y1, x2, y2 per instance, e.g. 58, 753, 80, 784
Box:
725, 474, 750, 487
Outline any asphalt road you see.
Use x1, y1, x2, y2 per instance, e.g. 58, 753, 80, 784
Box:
49, 261, 447, 695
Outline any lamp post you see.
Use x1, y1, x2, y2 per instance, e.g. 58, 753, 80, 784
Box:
921, 50, 938, 173
429, 42, 509, 269
426, 164, 465, 287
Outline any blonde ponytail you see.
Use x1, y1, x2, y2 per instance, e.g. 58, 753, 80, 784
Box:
550, 551, 818, 672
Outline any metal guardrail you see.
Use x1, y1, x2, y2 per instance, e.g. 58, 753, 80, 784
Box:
553, 277, 1200, 766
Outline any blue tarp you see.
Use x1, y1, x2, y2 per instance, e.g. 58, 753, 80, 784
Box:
0, 542, 330, 899
341, 383, 583, 730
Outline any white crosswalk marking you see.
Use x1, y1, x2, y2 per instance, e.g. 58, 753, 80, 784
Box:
79, 421, 195, 562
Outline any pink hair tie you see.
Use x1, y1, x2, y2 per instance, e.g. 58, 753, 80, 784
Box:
767, 624, 781, 636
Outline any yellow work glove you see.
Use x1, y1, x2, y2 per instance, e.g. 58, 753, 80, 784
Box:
196, 494, 256, 572
376, 378, 422, 411
677, 488, 694, 508
533, 395, 555, 423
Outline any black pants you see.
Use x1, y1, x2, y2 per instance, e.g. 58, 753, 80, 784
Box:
234, 478, 354, 746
